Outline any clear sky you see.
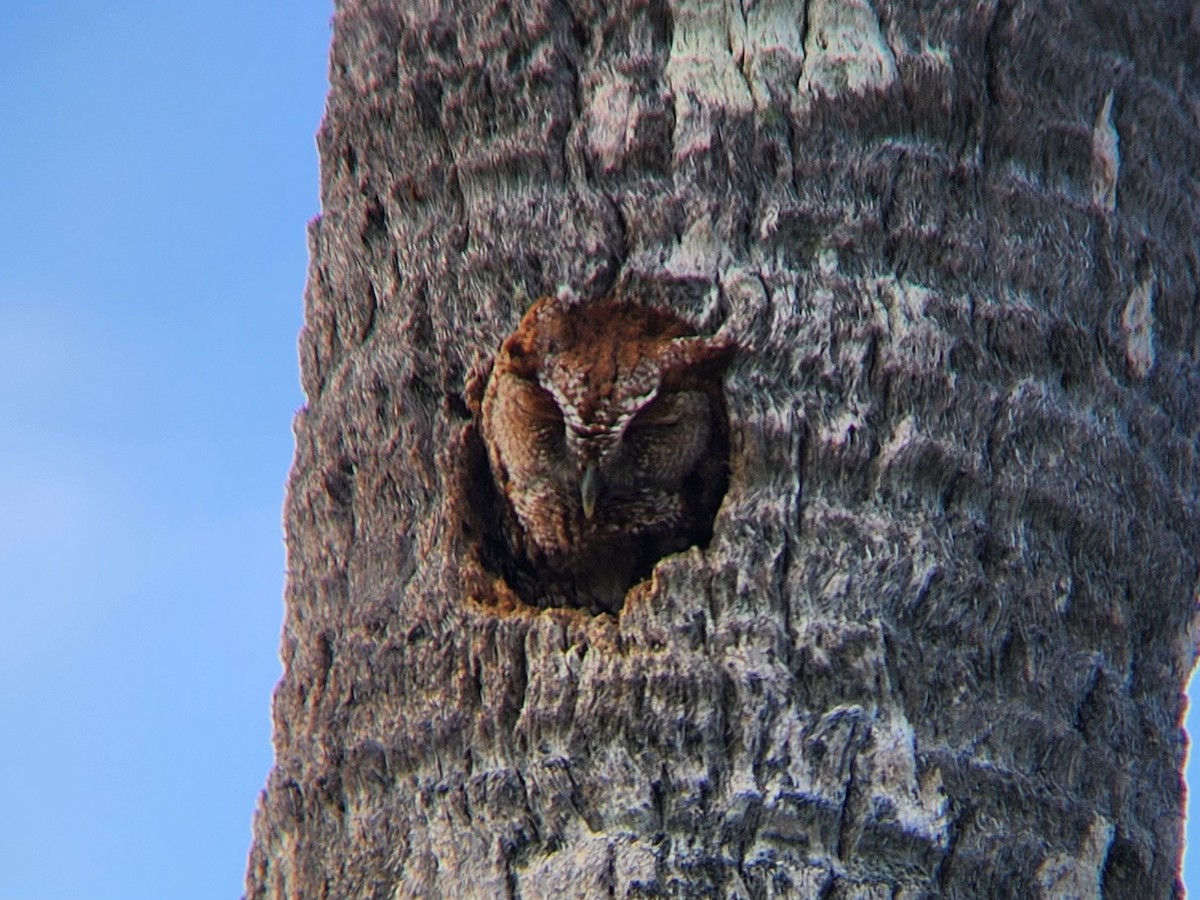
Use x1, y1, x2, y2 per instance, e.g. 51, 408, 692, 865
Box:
1, 3, 326, 897
0, 4, 1194, 899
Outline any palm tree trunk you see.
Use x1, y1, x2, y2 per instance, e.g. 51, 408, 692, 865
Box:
246, 0, 1200, 896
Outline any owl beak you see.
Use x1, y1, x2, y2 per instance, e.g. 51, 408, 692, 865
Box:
580, 463, 599, 519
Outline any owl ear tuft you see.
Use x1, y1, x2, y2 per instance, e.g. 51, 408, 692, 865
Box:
664, 335, 737, 377
502, 331, 532, 359
501, 297, 557, 375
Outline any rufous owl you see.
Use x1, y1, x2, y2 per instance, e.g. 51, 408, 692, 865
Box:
478, 295, 734, 612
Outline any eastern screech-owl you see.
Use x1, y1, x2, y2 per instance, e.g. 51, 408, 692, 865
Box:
479, 295, 734, 612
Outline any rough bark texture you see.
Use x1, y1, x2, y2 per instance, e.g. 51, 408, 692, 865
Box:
246, 1, 1200, 896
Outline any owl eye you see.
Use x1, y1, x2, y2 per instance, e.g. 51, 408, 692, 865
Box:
630, 396, 681, 429
513, 382, 563, 423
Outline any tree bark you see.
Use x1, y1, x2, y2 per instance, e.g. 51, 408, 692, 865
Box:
246, 0, 1200, 896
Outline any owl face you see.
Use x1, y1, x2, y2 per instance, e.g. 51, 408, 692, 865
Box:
477, 296, 733, 609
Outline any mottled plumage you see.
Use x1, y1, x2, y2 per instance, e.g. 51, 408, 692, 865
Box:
478, 296, 734, 612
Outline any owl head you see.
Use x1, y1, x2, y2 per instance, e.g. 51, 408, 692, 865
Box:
477, 295, 734, 610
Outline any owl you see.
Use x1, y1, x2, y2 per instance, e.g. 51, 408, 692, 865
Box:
478, 295, 734, 612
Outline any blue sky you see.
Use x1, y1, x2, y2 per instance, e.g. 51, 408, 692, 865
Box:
1, 3, 326, 897
0, 4, 1194, 898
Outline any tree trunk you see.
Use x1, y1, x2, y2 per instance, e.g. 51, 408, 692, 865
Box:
246, 0, 1200, 896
